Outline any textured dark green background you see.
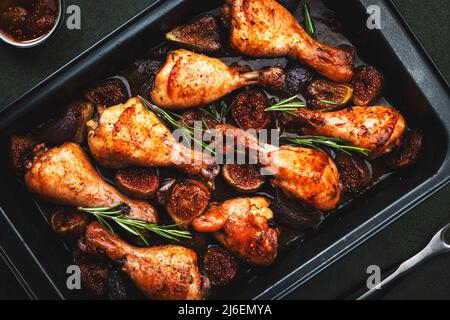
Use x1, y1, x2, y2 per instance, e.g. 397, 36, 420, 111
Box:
0, 0, 449, 300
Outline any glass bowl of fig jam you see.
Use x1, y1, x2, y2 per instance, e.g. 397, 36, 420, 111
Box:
0, 0, 64, 48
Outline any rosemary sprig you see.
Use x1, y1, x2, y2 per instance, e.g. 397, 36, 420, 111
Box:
303, 2, 317, 39
200, 101, 231, 124
79, 203, 192, 245
287, 136, 371, 156
265, 95, 306, 117
138, 96, 215, 155
319, 99, 337, 105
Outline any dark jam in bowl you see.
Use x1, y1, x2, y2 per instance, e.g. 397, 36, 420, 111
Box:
0, 0, 59, 42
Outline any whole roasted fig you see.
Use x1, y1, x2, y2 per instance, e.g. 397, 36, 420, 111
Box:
281, 62, 314, 96
307, 79, 353, 111
166, 14, 222, 54
352, 65, 384, 106
231, 90, 271, 130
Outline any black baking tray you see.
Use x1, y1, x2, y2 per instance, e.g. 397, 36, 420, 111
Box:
0, 0, 449, 300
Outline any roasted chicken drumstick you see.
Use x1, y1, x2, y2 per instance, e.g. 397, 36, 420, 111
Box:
289, 106, 407, 159
25, 142, 158, 223
193, 196, 279, 266
81, 222, 207, 300
222, 0, 354, 83
216, 125, 341, 211
87, 98, 219, 182
151, 49, 285, 109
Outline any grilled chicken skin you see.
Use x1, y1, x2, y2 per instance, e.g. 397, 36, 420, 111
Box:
25, 143, 158, 223
216, 125, 341, 211
151, 49, 285, 109
290, 106, 407, 159
87, 98, 219, 182
82, 222, 207, 300
222, 0, 354, 83
192, 197, 279, 266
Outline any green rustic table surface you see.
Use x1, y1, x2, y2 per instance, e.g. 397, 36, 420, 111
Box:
0, 0, 449, 300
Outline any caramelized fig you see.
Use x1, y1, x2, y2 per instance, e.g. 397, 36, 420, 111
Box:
35, 101, 94, 145
166, 14, 222, 54
204, 246, 238, 286
114, 168, 159, 199
231, 90, 271, 130
222, 164, 265, 193
10, 134, 36, 175
180, 110, 219, 130
165, 179, 211, 228
384, 129, 423, 169
334, 152, 372, 194
50, 208, 90, 240
352, 65, 384, 106
307, 79, 353, 110
83, 79, 129, 106
282, 62, 314, 96
73, 247, 110, 297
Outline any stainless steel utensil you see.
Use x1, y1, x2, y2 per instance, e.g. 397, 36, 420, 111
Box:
358, 222, 450, 300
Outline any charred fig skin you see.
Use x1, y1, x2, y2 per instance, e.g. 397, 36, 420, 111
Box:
384, 129, 423, 169
180, 110, 219, 129
204, 246, 238, 286
50, 209, 90, 240
281, 62, 314, 96
306, 79, 353, 111
166, 14, 222, 54
83, 80, 129, 106
231, 90, 271, 130
114, 168, 160, 200
352, 65, 384, 106
334, 152, 372, 194
166, 179, 211, 228
222, 164, 265, 193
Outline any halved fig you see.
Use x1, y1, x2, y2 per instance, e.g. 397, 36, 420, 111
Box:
231, 90, 271, 130
73, 247, 110, 297
165, 14, 222, 54
180, 110, 219, 130
35, 101, 94, 145
384, 129, 423, 169
222, 164, 265, 193
307, 79, 353, 111
352, 65, 384, 106
114, 168, 159, 199
281, 62, 314, 96
165, 179, 211, 228
83, 79, 129, 106
204, 246, 238, 286
50, 208, 90, 240
10, 135, 36, 176
334, 152, 372, 194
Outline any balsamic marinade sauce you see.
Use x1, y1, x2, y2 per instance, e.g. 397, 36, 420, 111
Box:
0, 0, 59, 42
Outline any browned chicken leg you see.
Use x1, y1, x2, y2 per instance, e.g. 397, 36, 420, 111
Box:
151, 49, 285, 109
192, 197, 279, 266
289, 106, 407, 159
222, 0, 354, 83
87, 97, 219, 182
25, 142, 158, 223
81, 222, 207, 300
216, 125, 341, 211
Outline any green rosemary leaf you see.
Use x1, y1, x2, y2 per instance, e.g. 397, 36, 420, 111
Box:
303, 3, 317, 40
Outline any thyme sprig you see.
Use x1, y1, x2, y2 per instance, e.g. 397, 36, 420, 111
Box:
79, 203, 192, 245
303, 2, 317, 39
138, 96, 215, 155
287, 136, 371, 156
265, 95, 306, 116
